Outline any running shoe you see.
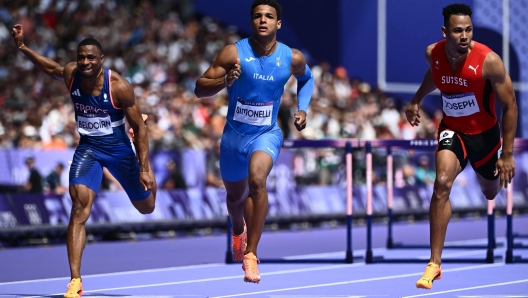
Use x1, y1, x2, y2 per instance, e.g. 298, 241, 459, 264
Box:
416, 262, 442, 289
232, 222, 247, 262
242, 252, 261, 283
64, 278, 83, 298
129, 114, 149, 139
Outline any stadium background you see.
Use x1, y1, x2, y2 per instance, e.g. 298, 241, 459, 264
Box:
0, 0, 527, 245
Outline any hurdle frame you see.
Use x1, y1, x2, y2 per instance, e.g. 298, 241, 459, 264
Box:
385, 144, 500, 251
505, 139, 528, 263
225, 140, 362, 264
363, 140, 500, 264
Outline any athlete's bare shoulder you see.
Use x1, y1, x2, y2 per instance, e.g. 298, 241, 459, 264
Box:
291, 48, 307, 77
217, 44, 238, 65
63, 62, 77, 88
425, 43, 437, 55
109, 70, 135, 108
424, 43, 437, 66
483, 51, 506, 80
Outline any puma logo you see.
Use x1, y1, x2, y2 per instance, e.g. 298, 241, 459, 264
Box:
469, 64, 479, 75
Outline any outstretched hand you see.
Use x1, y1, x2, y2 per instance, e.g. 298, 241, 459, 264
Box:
225, 58, 241, 87
405, 101, 421, 126
11, 24, 25, 48
294, 110, 307, 131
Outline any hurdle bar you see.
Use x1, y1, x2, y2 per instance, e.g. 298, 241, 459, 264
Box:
363, 140, 500, 264
383, 142, 499, 251
225, 139, 362, 264
505, 139, 528, 263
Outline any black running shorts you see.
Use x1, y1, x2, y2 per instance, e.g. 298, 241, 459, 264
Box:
437, 122, 501, 180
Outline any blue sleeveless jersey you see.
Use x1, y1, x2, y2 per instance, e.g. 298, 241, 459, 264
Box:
226, 38, 292, 136
69, 69, 129, 147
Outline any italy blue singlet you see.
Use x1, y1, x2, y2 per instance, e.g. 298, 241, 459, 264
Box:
68, 69, 151, 200
220, 38, 292, 182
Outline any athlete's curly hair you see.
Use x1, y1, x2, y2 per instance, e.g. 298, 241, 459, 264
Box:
442, 3, 472, 28
78, 38, 103, 54
250, 0, 282, 20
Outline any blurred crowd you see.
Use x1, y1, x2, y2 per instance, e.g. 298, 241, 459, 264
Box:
0, 0, 443, 190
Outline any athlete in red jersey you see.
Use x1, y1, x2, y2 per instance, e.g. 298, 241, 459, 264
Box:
405, 3, 517, 290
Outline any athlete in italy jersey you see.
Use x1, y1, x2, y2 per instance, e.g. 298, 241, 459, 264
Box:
194, 0, 314, 283
404, 4, 517, 290
219, 38, 292, 182
226, 38, 292, 137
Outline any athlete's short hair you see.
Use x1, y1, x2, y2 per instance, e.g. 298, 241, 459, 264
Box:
78, 38, 103, 54
442, 3, 472, 28
251, 0, 282, 20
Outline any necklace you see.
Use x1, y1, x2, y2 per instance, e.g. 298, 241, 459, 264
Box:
252, 37, 276, 51
445, 45, 467, 60
81, 68, 103, 85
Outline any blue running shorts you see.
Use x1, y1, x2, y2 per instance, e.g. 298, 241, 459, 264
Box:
219, 124, 283, 182
69, 142, 151, 201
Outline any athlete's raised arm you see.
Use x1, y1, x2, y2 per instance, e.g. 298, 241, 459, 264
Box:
483, 51, 518, 187
195, 44, 240, 98
405, 43, 438, 127
112, 73, 154, 191
291, 48, 313, 131
12, 24, 75, 88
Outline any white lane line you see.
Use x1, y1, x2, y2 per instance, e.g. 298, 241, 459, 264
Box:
2, 236, 504, 286
22, 264, 364, 298
401, 279, 528, 297
208, 263, 505, 298
0, 263, 224, 285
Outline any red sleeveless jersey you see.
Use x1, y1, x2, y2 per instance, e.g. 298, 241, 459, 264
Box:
431, 40, 496, 135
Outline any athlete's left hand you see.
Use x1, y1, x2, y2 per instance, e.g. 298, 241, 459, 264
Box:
294, 110, 307, 131
139, 169, 155, 191
495, 153, 515, 189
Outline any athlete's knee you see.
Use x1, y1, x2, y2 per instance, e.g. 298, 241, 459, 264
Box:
226, 191, 247, 205
136, 203, 154, 214
248, 175, 267, 195
482, 184, 501, 200
433, 173, 454, 199
137, 206, 154, 214
136, 198, 155, 214
70, 204, 91, 224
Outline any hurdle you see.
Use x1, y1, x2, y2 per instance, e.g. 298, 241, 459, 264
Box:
384, 141, 499, 251
505, 139, 528, 263
363, 140, 500, 264
225, 140, 362, 264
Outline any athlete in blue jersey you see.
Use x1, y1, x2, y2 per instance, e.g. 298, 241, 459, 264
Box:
195, 0, 314, 283
12, 25, 156, 298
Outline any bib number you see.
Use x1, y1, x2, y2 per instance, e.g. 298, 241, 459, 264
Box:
77, 115, 113, 136
442, 92, 480, 117
233, 98, 273, 126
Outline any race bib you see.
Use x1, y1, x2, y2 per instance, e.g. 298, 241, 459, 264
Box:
77, 115, 113, 136
442, 92, 480, 117
233, 98, 273, 126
